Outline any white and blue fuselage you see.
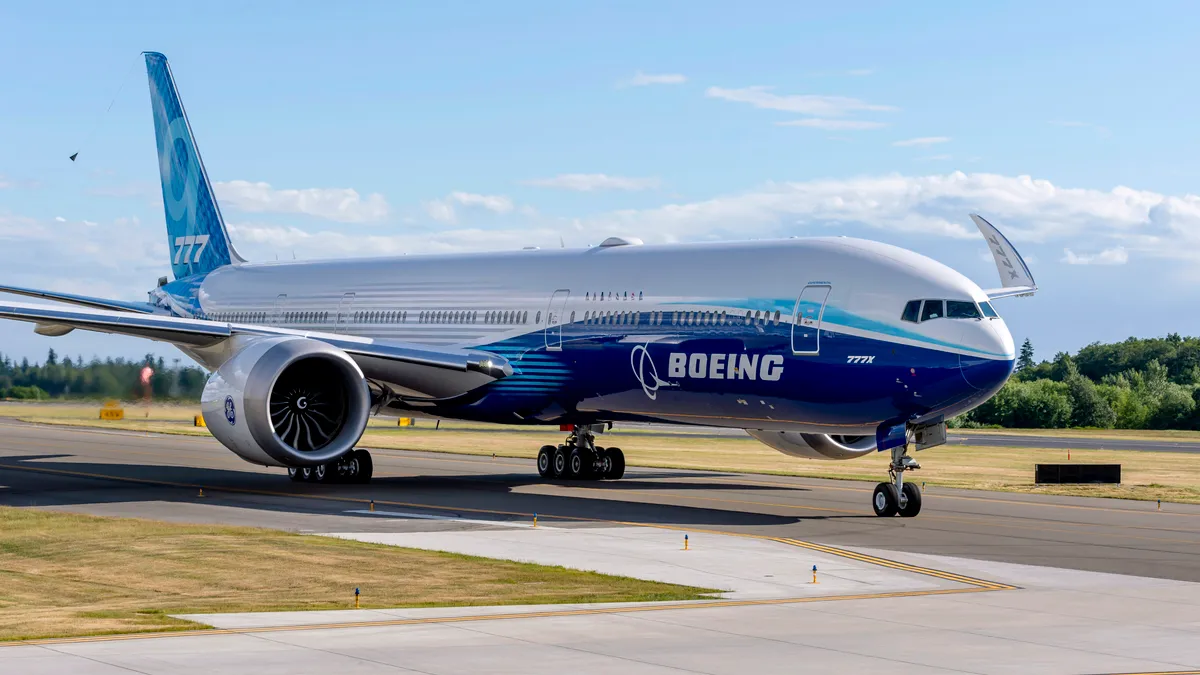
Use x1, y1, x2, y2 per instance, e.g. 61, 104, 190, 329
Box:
156, 235, 1015, 434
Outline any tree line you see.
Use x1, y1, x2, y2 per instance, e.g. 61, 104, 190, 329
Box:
0, 349, 207, 401
961, 334, 1200, 429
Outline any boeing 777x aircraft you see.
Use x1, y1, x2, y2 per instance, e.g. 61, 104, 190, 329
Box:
0, 52, 1038, 517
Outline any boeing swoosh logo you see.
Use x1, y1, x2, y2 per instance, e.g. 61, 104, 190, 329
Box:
631, 344, 675, 400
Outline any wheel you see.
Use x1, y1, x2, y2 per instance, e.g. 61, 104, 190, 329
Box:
299, 466, 315, 482
352, 449, 373, 484
605, 447, 625, 480
537, 445, 554, 478
313, 463, 330, 483
287, 466, 304, 482
898, 482, 922, 517
568, 450, 587, 479
872, 482, 899, 517
551, 447, 567, 479
597, 448, 613, 479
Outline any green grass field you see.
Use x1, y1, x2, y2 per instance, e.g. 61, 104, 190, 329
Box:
3, 402, 1198, 504
0, 507, 716, 641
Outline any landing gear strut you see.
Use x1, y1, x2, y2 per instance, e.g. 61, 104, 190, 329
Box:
873, 440, 922, 517
537, 425, 624, 481
287, 448, 374, 484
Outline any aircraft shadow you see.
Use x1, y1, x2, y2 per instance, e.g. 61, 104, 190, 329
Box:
0, 455, 868, 529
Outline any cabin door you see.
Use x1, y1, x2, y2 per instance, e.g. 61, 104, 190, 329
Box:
791, 284, 831, 355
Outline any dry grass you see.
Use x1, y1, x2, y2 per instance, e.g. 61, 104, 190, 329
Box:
0, 507, 715, 641
4, 402, 1200, 504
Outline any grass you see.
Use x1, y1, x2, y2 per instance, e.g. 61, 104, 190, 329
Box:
4, 402, 1200, 505
0, 507, 716, 641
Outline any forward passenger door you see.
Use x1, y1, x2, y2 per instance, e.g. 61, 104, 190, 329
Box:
791, 284, 831, 355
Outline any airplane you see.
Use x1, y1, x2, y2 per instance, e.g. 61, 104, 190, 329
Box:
0, 52, 1037, 518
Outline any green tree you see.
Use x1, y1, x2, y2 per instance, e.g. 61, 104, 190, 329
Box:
1016, 338, 1035, 373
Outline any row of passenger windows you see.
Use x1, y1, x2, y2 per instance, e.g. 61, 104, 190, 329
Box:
585, 291, 644, 302
208, 307, 788, 329
901, 299, 999, 323
583, 309, 783, 327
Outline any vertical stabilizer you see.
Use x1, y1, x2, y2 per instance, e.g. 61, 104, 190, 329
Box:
144, 51, 243, 280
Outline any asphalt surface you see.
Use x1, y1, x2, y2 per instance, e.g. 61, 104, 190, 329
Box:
2, 420, 1198, 583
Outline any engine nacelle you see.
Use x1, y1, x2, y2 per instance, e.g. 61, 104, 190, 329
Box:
201, 337, 371, 467
745, 430, 877, 460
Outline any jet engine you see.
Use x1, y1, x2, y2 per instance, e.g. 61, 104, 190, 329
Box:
200, 336, 371, 467
745, 430, 877, 460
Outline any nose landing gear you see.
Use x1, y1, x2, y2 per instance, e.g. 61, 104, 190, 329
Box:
536, 425, 625, 481
872, 419, 944, 517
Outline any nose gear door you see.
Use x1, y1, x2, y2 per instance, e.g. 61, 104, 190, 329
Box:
544, 289, 570, 351
791, 284, 830, 355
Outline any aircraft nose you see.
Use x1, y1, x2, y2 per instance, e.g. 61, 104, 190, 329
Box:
959, 320, 1015, 392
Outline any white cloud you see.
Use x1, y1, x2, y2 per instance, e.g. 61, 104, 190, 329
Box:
893, 136, 950, 147
776, 119, 887, 130
0, 175, 9, 189
706, 86, 896, 117
621, 71, 687, 87
423, 191, 516, 224
524, 174, 661, 192
54, 216, 66, 222
220, 173, 1199, 266
1062, 247, 1129, 265
213, 180, 389, 223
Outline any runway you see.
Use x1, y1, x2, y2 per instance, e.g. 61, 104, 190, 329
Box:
3, 420, 1200, 673
1, 420, 1197, 582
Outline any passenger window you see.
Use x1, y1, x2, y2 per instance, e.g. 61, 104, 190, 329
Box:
920, 300, 944, 322
535, 311, 541, 324
980, 302, 998, 318
773, 310, 780, 325
946, 301, 981, 319
901, 300, 921, 323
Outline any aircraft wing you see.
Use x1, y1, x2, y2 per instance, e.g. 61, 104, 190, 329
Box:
970, 214, 1038, 300
0, 283, 159, 313
0, 300, 512, 397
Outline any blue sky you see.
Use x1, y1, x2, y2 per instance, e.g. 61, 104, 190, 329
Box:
2, 1, 1200, 364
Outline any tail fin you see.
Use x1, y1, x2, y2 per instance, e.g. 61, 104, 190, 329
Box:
144, 52, 243, 280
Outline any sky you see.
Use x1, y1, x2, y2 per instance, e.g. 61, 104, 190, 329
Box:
1, 1, 1199, 365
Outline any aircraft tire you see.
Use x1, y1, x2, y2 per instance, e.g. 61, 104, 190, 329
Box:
352, 449, 374, 484
605, 447, 625, 480
552, 447, 568, 479
898, 482, 922, 517
872, 483, 899, 517
537, 445, 554, 478
568, 450, 587, 480
288, 467, 304, 482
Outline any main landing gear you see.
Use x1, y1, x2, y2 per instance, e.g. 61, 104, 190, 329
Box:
537, 425, 625, 481
872, 441, 922, 518
288, 448, 374, 484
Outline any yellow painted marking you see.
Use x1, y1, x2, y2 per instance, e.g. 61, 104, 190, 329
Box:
0, 587, 990, 648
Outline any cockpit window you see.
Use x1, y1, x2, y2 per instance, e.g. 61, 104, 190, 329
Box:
901, 300, 921, 323
946, 300, 981, 319
920, 300, 943, 322
980, 301, 998, 318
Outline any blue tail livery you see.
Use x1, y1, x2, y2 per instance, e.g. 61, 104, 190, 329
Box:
144, 51, 243, 280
